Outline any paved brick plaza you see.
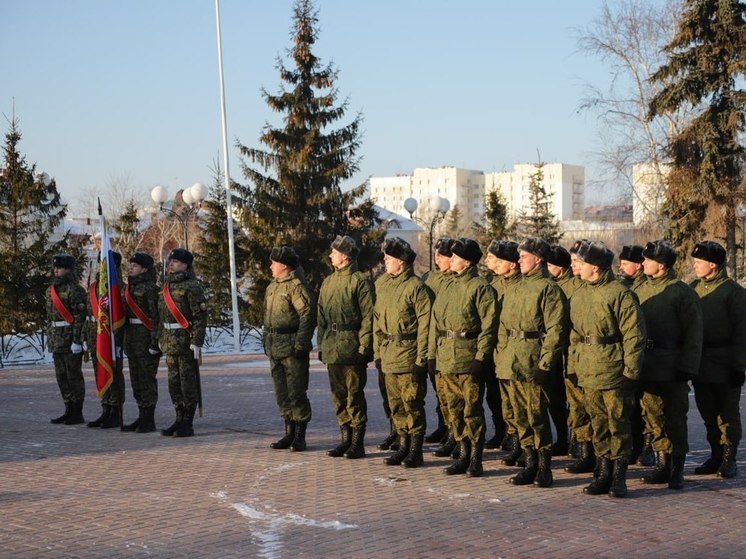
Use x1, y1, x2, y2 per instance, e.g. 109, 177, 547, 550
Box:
2, 353, 746, 558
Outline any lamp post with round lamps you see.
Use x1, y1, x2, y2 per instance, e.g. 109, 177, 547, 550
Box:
403, 196, 451, 270
150, 182, 208, 251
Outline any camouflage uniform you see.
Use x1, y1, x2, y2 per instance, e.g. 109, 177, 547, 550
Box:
47, 267, 87, 422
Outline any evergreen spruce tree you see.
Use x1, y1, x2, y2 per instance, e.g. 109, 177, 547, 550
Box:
474, 189, 510, 245
443, 204, 468, 238
648, 0, 746, 274
0, 118, 69, 334
511, 162, 562, 243
235, 0, 383, 324
111, 198, 141, 261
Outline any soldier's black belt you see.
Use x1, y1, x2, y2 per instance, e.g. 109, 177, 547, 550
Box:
645, 339, 679, 350
437, 330, 479, 340
266, 326, 298, 335
508, 329, 543, 340
581, 334, 621, 345
383, 332, 418, 341
330, 322, 360, 332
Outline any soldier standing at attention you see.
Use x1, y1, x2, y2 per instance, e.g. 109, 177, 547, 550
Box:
157, 248, 208, 438
637, 240, 703, 490
374, 237, 432, 468
690, 241, 746, 479
572, 241, 646, 498
122, 252, 161, 434
263, 246, 316, 452
430, 238, 497, 477
497, 237, 567, 488
48, 254, 87, 425
318, 235, 374, 459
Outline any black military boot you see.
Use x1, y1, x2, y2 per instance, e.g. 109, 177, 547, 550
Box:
173, 406, 195, 437
637, 434, 655, 467
565, 441, 596, 474
502, 434, 522, 466
466, 439, 484, 477
270, 420, 296, 449
444, 439, 471, 475
583, 457, 613, 495
641, 451, 671, 484
403, 434, 424, 468
63, 402, 85, 425
378, 421, 398, 450
608, 457, 629, 498
385, 434, 410, 465
551, 430, 569, 457
327, 424, 352, 457
290, 422, 308, 452
344, 425, 366, 459
161, 407, 183, 437
509, 447, 538, 485
122, 407, 142, 432
668, 455, 685, 489
50, 403, 70, 424
136, 406, 156, 433
432, 430, 457, 457
100, 405, 120, 429
694, 443, 723, 475
534, 449, 553, 487
500, 432, 514, 452
484, 421, 506, 450
718, 444, 738, 479
87, 405, 110, 428
425, 406, 447, 443
568, 431, 579, 458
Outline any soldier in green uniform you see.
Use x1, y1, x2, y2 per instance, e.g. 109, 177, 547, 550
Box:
497, 237, 567, 488
618, 245, 654, 467
637, 240, 703, 490
157, 248, 208, 438
318, 235, 374, 459
572, 241, 646, 498
429, 238, 497, 477
485, 240, 523, 467
47, 254, 87, 425
85, 252, 126, 430
122, 252, 161, 433
374, 237, 432, 468
263, 246, 317, 452
690, 241, 746, 479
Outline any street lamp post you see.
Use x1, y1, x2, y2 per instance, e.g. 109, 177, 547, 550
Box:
151, 182, 208, 251
403, 196, 451, 270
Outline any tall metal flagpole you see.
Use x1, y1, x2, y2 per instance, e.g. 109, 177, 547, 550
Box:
215, 0, 242, 351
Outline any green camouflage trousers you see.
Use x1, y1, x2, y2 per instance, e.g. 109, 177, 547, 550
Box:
92, 355, 125, 407
384, 371, 427, 436
565, 374, 593, 443
510, 379, 552, 451
53, 352, 85, 404
435, 371, 452, 429
166, 354, 200, 409
327, 364, 368, 428
128, 353, 160, 408
441, 372, 485, 442
641, 380, 690, 458
378, 367, 391, 419
499, 379, 516, 436
694, 381, 742, 448
270, 354, 312, 423
585, 387, 635, 460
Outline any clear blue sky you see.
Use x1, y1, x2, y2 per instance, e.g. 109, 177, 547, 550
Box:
2, 0, 617, 212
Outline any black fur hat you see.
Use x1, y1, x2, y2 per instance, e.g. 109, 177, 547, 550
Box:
642, 240, 677, 267
450, 237, 483, 265
130, 252, 155, 270
518, 237, 550, 261
434, 237, 454, 257
486, 240, 519, 263
331, 235, 360, 259
691, 241, 726, 266
168, 248, 194, 266
270, 246, 300, 268
619, 245, 644, 264
53, 253, 76, 270
577, 241, 614, 269
382, 237, 416, 264
546, 245, 571, 268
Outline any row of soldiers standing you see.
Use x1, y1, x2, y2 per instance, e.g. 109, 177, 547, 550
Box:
263, 233, 746, 498
46, 249, 207, 438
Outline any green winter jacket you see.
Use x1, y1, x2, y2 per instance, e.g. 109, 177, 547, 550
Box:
157, 269, 208, 355
553, 268, 582, 375
124, 270, 160, 357
636, 268, 702, 382
317, 261, 374, 365
263, 267, 317, 359
690, 268, 746, 383
46, 272, 86, 353
570, 269, 646, 389
495, 265, 568, 381
422, 268, 453, 297
428, 265, 497, 374
373, 267, 432, 373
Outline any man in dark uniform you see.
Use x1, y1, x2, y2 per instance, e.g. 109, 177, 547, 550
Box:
263, 246, 316, 452
47, 254, 87, 425
690, 241, 746, 479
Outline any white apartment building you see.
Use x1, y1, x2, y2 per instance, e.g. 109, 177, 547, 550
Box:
632, 163, 668, 226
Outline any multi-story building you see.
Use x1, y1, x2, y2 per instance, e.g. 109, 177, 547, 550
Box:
632, 163, 668, 226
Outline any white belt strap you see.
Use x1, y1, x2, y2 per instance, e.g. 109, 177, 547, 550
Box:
52, 320, 70, 327
162, 322, 183, 330
129, 318, 144, 325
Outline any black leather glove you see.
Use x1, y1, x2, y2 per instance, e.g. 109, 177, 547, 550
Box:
620, 376, 638, 391
470, 359, 485, 377
317, 351, 323, 362
374, 358, 382, 373
427, 359, 437, 376
728, 369, 746, 388
413, 363, 428, 376
294, 349, 310, 360
534, 368, 551, 385
358, 351, 374, 365
675, 369, 695, 382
